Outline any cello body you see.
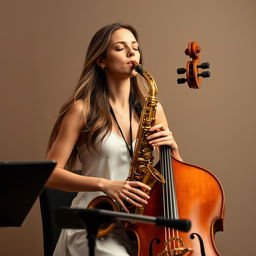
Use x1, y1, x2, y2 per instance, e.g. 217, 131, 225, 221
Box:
128, 42, 224, 255
130, 156, 225, 256
88, 43, 225, 255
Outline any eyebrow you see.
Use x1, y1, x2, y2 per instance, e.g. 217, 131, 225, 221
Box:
112, 41, 138, 46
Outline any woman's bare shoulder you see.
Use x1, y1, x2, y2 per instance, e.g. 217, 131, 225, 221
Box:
70, 99, 85, 113
65, 100, 86, 120
61, 100, 86, 130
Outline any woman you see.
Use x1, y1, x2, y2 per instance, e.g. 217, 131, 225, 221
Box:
46, 23, 182, 256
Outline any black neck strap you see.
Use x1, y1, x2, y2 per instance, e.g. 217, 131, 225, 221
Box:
110, 97, 133, 159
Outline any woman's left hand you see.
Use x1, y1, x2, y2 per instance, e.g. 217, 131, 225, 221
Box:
147, 123, 178, 150
147, 123, 183, 161
149, 104, 183, 161
147, 124, 183, 161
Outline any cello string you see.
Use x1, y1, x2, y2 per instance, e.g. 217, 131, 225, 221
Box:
169, 147, 181, 248
165, 148, 173, 249
169, 147, 178, 218
163, 146, 172, 247
161, 146, 169, 243
166, 147, 176, 252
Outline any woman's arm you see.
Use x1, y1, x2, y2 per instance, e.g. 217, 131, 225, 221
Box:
147, 103, 183, 161
46, 100, 151, 212
45, 100, 100, 191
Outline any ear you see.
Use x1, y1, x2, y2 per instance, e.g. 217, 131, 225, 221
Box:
96, 56, 106, 69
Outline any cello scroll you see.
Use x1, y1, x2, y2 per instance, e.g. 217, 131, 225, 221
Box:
177, 42, 210, 88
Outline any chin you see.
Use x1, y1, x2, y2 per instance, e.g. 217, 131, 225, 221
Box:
118, 70, 137, 79
128, 69, 138, 78
130, 72, 138, 78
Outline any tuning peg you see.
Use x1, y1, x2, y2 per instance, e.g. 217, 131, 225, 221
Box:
177, 78, 187, 84
198, 71, 210, 78
177, 68, 186, 74
197, 62, 210, 69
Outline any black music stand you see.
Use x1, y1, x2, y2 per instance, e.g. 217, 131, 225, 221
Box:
0, 161, 56, 227
55, 208, 191, 256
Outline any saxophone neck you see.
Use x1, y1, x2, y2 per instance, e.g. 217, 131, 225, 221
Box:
132, 61, 158, 97
144, 71, 158, 97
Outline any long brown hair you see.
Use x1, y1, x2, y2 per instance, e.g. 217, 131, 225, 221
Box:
47, 23, 146, 169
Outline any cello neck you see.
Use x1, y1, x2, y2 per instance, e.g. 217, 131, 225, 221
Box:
160, 145, 179, 220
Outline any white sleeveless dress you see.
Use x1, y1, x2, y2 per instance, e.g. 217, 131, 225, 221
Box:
53, 132, 136, 256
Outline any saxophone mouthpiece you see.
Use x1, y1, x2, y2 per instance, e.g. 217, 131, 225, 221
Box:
132, 61, 144, 75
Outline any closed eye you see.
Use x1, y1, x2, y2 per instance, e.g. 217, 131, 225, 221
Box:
112, 41, 139, 52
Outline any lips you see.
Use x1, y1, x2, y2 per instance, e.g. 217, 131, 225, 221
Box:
127, 60, 138, 68
127, 61, 134, 69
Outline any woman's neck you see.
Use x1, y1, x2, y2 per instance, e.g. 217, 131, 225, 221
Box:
107, 76, 131, 109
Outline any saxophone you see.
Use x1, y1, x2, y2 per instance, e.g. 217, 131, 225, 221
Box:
87, 61, 165, 236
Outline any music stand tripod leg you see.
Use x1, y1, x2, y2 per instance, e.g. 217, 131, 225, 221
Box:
78, 213, 113, 256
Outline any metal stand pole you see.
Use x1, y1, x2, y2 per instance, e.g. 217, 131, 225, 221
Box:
55, 208, 191, 256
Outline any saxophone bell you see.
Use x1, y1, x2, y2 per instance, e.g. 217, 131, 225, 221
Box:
87, 195, 119, 237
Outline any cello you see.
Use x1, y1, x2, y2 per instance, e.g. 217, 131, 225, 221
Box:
130, 42, 225, 256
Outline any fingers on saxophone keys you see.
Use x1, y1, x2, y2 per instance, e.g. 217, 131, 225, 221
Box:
130, 181, 151, 193
147, 131, 171, 141
149, 123, 164, 131
126, 198, 144, 209
126, 191, 148, 206
149, 136, 169, 145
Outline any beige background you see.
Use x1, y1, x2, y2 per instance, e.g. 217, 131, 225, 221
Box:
1, 0, 255, 255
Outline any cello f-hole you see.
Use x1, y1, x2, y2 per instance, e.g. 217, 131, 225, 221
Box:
190, 233, 206, 256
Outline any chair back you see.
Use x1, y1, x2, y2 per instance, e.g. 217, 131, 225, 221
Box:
40, 188, 77, 256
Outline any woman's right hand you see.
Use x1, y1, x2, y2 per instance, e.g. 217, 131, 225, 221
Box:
100, 179, 151, 213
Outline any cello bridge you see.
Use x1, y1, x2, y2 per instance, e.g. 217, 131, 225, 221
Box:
158, 237, 193, 256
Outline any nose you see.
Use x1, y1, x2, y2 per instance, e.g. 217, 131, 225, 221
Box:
127, 47, 135, 57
